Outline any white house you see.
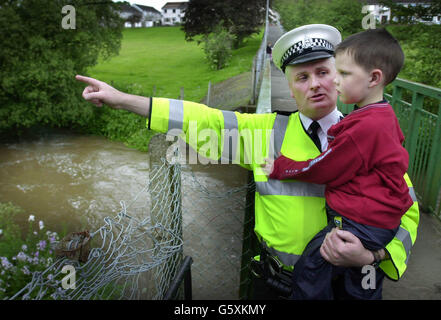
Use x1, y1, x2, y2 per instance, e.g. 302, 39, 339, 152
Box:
118, 3, 162, 28
133, 4, 162, 27
161, 2, 188, 26
364, 0, 440, 25
119, 3, 142, 28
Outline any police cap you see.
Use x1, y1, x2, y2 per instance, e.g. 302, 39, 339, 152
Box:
272, 24, 342, 73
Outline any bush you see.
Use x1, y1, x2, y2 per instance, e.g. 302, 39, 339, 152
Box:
202, 25, 236, 70
386, 24, 441, 89
0, 202, 60, 299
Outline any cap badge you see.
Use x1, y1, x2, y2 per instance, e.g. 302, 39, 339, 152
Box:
303, 35, 312, 49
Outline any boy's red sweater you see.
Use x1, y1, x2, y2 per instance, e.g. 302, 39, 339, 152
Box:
269, 102, 413, 229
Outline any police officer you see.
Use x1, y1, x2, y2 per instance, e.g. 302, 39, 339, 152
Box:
76, 24, 419, 299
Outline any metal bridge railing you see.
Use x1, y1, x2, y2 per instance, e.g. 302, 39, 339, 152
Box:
338, 78, 441, 220
238, 0, 272, 300
250, 0, 270, 107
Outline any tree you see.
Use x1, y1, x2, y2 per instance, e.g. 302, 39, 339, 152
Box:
375, 1, 441, 88
0, 0, 124, 134
273, 0, 364, 37
182, 0, 266, 48
202, 24, 236, 70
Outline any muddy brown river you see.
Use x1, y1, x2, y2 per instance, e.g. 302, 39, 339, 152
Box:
0, 129, 150, 232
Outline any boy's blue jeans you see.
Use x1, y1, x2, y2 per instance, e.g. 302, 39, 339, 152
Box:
290, 204, 397, 300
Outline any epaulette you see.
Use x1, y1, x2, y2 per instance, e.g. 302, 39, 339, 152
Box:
273, 110, 299, 116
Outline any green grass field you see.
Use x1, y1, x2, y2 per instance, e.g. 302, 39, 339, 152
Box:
88, 27, 262, 102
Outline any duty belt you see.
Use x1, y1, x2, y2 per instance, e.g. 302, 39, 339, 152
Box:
250, 246, 293, 297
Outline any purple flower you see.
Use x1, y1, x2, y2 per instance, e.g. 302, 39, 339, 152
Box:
37, 240, 47, 251
1, 257, 13, 270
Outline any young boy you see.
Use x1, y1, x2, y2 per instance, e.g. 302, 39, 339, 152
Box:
264, 28, 414, 299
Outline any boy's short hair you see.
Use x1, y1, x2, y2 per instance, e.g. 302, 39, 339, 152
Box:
335, 28, 404, 86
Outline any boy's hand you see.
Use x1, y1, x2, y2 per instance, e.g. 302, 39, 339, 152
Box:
261, 158, 275, 176
261, 152, 283, 177
75, 75, 124, 109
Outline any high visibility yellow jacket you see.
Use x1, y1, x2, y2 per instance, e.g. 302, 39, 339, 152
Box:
148, 98, 419, 280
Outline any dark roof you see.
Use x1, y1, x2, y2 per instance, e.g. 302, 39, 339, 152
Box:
362, 0, 433, 4
118, 3, 141, 14
135, 4, 161, 14
162, 2, 188, 10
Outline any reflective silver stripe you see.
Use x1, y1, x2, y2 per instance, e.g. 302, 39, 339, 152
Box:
261, 240, 301, 266
256, 179, 325, 197
395, 227, 412, 264
221, 110, 238, 163
168, 99, 184, 131
269, 114, 289, 158
409, 187, 417, 202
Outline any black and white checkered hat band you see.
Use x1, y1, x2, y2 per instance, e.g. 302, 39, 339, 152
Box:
281, 38, 334, 70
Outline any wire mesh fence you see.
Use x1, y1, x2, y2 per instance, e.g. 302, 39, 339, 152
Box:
180, 163, 249, 299
151, 134, 254, 300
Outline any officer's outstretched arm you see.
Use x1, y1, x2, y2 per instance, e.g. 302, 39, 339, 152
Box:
381, 173, 420, 280
76, 75, 276, 168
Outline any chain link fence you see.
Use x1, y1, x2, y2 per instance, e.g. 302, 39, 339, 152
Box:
151, 134, 255, 300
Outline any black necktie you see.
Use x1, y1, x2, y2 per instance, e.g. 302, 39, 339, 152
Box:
309, 121, 322, 151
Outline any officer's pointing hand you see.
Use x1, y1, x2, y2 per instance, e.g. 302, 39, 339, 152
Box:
76, 75, 123, 109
